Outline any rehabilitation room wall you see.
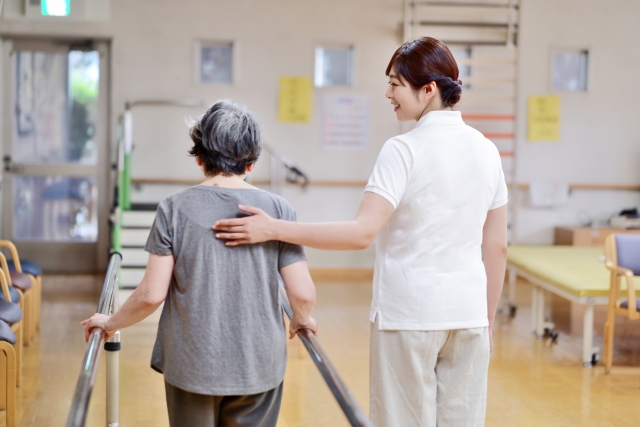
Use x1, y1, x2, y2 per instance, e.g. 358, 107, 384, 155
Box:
513, 0, 640, 244
0, 0, 406, 269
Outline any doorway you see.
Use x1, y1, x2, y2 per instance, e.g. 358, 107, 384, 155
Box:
1, 38, 110, 273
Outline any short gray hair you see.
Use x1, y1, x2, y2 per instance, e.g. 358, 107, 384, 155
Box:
188, 100, 262, 176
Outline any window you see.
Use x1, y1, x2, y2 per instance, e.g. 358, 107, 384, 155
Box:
552, 50, 588, 92
198, 42, 233, 84
314, 46, 353, 87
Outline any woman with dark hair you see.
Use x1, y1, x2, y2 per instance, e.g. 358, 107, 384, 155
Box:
214, 38, 508, 427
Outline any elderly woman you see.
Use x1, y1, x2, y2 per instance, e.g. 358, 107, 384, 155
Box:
214, 38, 508, 427
82, 100, 317, 427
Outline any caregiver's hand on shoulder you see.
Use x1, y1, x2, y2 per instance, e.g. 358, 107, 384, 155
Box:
213, 204, 277, 246
81, 313, 116, 343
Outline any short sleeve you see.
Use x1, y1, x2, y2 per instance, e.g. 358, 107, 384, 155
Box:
490, 164, 509, 210
364, 138, 412, 209
144, 200, 174, 255
275, 201, 307, 269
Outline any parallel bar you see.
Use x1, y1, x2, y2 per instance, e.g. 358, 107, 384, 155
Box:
278, 286, 372, 427
66, 253, 122, 427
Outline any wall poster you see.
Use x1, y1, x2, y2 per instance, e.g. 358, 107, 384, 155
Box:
528, 95, 560, 141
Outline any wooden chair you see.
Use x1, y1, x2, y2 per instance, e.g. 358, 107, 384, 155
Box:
0, 268, 24, 392
0, 241, 40, 342
0, 253, 34, 345
0, 322, 18, 427
603, 234, 640, 374
0, 241, 41, 335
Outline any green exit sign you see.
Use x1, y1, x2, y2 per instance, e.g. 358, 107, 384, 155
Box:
41, 0, 71, 17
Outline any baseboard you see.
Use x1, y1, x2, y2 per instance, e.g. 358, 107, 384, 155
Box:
308, 268, 373, 284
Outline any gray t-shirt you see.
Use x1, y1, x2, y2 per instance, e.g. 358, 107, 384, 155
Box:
145, 185, 306, 395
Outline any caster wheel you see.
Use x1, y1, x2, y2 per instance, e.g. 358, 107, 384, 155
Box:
550, 331, 559, 342
591, 353, 599, 365
509, 305, 517, 317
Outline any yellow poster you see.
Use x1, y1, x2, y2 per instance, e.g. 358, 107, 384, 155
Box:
528, 95, 560, 141
278, 76, 313, 123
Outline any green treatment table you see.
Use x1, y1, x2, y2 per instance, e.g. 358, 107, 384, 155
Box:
506, 246, 639, 366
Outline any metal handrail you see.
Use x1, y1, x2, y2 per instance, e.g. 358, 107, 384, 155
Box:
262, 143, 309, 193
278, 285, 372, 427
66, 253, 366, 426
66, 253, 122, 427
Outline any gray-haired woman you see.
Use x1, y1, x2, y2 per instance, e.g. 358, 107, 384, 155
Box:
82, 100, 318, 427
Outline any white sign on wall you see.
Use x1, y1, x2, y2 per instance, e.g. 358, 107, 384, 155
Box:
321, 94, 369, 149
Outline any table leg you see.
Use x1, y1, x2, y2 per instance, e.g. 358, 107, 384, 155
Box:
531, 286, 538, 334
536, 289, 546, 338
508, 268, 517, 305
583, 305, 595, 367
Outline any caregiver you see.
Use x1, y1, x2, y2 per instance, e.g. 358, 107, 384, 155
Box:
214, 37, 508, 427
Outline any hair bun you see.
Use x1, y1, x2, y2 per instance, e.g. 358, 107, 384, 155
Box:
438, 76, 462, 108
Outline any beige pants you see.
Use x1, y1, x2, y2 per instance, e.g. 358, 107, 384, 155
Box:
369, 321, 490, 427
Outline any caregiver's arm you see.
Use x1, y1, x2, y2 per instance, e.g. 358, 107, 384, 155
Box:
482, 204, 508, 332
81, 253, 174, 342
214, 192, 394, 250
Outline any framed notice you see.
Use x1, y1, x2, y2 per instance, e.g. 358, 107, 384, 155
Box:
321, 94, 369, 149
528, 95, 560, 142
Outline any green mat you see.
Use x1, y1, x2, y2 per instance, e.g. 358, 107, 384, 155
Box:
507, 246, 639, 298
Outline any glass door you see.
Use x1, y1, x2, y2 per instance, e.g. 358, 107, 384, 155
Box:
1, 38, 110, 273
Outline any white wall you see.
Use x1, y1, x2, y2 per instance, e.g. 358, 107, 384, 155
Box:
0, 0, 404, 268
514, 0, 640, 244
3, 0, 639, 264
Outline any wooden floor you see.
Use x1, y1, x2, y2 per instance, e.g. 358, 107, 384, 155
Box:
6, 275, 640, 426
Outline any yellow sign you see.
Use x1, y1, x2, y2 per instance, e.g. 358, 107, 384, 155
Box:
278, 76, 313, 123
528, 95, 560, 141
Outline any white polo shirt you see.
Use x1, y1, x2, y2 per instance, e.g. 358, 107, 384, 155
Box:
365, 110, 508, 331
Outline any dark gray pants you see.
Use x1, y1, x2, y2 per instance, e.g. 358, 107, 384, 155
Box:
165, 381, 283, 427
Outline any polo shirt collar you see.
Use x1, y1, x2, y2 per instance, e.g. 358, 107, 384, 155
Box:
416, 110, 463, 127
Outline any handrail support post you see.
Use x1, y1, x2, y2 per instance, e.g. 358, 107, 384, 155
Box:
105, 331, 120, 427
106, 279, 120, 427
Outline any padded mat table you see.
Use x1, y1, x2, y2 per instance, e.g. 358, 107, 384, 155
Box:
507, 246, 639, 366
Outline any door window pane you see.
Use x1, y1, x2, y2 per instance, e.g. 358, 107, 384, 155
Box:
13, 176, 98, 242
13, 50, 99, 164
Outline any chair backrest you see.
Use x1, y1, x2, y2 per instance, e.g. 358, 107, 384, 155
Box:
0, 254, 12, 302
615, 234, 640, 275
